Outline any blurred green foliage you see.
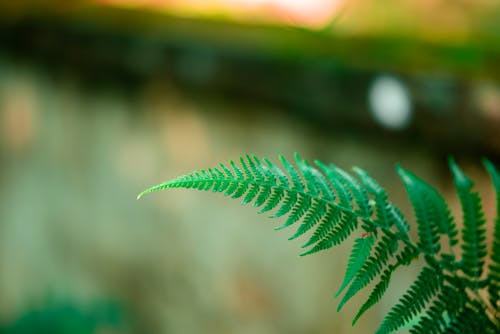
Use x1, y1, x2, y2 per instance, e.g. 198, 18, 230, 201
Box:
0, 301, 126, 334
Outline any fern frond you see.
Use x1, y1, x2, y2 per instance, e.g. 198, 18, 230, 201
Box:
353, 166, 385, 196
280, 155, 304, 192
409, 285, 463, 334
386, 205, 411, 239
288, 200, 327, 240
354, 167, 409, 234
443, 300, 497, 334
139, 154, 500, 333
139, 155, 362, 257
274, 193, 310, 230
483, 159, 500, 311
300, 206, 342, 249
271, 191, 298, 218
409, 300, 445, 334
261, 158, 289, 203
332, 165, 373, 217
251, 158, 274, 207
295, 154, 334, 201
315, 162, 354, 209
449, 159, 487, 285
397, 166, 441, 255
336, 235, 376, 297
300, 210, 357, 256
337, 234, 398, 311
229, 160, 248, 198
353, 245, 419, 325
424, 183, 458, 247
352, 267, 393, 325
376, 266, 442, 334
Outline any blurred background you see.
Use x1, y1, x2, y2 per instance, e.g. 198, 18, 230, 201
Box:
0, 1, 499, 333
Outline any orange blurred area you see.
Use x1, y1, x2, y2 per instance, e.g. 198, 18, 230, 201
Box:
2, 0, 499, 42
89, 0, 500, 41
95, 0, 343, 28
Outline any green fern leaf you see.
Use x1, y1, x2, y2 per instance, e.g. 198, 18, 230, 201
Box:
352, 267, 393, 325
353, 167, 409, 234
299, 161, 373, 252
409, 285, 461, 334
240, 157, 261, 204
331, 165, 372, 217
274, 193, 310, 230
387, 205, 410, 238
423, 184, 458, 247
337, 234, 397, 311
300, 211, 358, 256
219, 163, 237, 195
397, 166, 440, 255
289, 200, 327, 240
443, 300, 496, 334
139, 155, 358, 256
376, 266, 442, 334
229, 160, 248, 198
353, 166, 385, 196
263, 157, 289, 187
254, 158, 288, 214
352, 245, 418, 325
336, 235, 376, 297
300, 206, 342, 249
294, 153, 320, 197
302, 211, 359, 255
245, 154, 264, 181
449, 158, 487, 285
271, 191, 298, 218
251, 158, 274, 208
315, 161, 352, 208
280, 155, 304, 192
257, 188, 284, 214
483, 159, 500, 311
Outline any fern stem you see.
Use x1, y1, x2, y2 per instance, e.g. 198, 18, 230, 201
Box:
151, 175, 367, 220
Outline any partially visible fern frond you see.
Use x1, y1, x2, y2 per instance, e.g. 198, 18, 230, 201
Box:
444, 299, 497, 334
483, 159, 500, 313
139, 154, 500, 333
409, 285, 456, 334
376, 266, 443, 334
397, 166, 441, 255
449, 159, 487, 286
336, 235, 375, 297
337, 233, 399, 312
352, 267, 393, 325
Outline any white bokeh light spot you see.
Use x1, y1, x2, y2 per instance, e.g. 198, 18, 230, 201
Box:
369, 75, 412, 130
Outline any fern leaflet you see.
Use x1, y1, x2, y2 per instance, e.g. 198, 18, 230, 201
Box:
376, 266, 443, 334
483, 159, 500, 312
449, 159, 487, 286
336, 235, 376, 297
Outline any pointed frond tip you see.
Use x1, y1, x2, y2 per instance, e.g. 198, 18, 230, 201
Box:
137, 182, 174, 199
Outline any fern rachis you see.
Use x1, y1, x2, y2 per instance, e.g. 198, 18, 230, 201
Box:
139, 154, 500, 333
